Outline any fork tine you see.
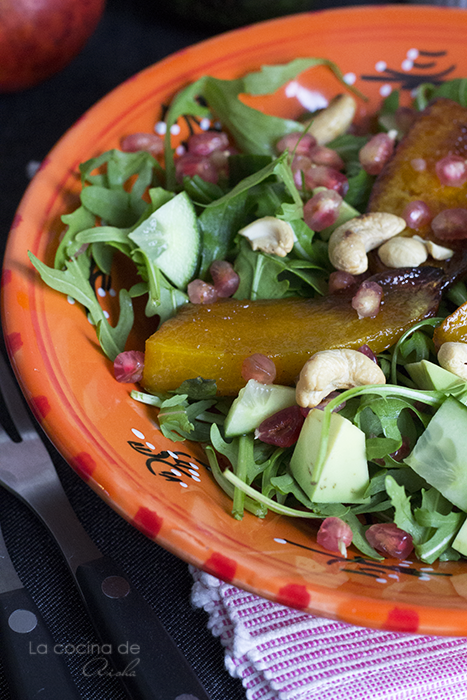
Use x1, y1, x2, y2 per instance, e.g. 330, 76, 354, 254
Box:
0, 352, 35, 439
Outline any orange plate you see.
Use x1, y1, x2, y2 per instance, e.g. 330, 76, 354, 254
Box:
3, 5, 467, 636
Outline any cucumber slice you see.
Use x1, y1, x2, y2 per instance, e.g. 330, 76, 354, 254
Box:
224, 379, 296, 437
405, 396, 467, 511
129, 191, 200, 289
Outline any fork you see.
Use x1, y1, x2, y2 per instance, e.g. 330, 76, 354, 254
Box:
0, 349, 211, 700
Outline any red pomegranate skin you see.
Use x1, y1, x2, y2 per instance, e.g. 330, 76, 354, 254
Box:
0, 0, 106, 92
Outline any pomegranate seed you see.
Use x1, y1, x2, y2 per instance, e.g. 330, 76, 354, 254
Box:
317, 517, 353, 557
175, 153, 218, 183
410, 158, 426, 172
120, 132, 163, 157
403, 200, 432, 230
276, 131, 316, 155
358, 344, 378, 363
303, 190, 342, 231
291, 154, 313, 187
303, 165, 349, 197
351, 281, 383, 319
431, 208, 467, 240
241, 354, 276, 384
187, 279, 218, 304
328, 270, 356, 294
188, 131, 229, 156
359, 132, 395, 175
210, 260, 239, 298
365, 522, 413, 559
435, 154, 467, 187
114, 351, 145, 383
255, 405, 304, 447
309, 145, 345, 170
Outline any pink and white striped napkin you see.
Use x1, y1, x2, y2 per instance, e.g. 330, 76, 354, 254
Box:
191, 567, 467, 700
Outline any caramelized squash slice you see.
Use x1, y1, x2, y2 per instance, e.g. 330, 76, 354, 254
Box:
434, 301, 467, 350
368, 98, 467, 242
143, 267, 443, 396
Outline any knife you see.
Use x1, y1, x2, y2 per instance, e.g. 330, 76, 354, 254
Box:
0, 521, 81, 698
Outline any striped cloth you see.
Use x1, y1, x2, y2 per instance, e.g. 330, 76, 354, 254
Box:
191, 567, 467, 700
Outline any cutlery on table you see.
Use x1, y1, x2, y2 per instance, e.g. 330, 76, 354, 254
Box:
0, 349, 211, 700
0, 520, 81, 698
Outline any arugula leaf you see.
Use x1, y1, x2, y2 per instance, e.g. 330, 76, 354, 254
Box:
204, 445, 268, 518
390, 318, 444, 384
173, 377, 217, 400
233, 240, 291, 300
28, 251, 133, 361
157, 394, 194, 442
55, 206, 96, 270
164, 58, 366, 188
198, 189, 251, 277
385, 475, 426, 544
425, 78, 467, 107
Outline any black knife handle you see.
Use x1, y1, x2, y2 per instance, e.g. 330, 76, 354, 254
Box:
0, 586, 80, 699
75, 555, 211, 700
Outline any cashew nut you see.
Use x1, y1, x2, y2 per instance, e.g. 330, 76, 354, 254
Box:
238, 216, 294, 257
437, 342, 467, 381
306, 94, 357, 145
412, 235, 454, 261
378, 236, 428, 268
328, 212, 406, 275
296, 348, 386, 408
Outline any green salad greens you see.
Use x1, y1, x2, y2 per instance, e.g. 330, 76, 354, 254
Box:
29, 59, 467, 563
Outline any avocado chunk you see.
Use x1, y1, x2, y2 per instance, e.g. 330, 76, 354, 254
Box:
224, 379, 296, 437
406, 359, 467, 404
289, 409, 369, 503
405, 396, 467, 511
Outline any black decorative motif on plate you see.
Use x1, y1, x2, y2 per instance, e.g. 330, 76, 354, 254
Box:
279, 537, 452, 581
361, 50, 456, 91
128, 440, 209, 486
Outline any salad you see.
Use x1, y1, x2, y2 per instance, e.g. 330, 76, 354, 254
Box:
29, 58, 467, 565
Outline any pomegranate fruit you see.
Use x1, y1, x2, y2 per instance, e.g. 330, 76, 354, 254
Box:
0, 0, 106, 92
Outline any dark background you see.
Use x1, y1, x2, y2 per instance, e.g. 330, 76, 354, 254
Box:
0, 0, 387, 698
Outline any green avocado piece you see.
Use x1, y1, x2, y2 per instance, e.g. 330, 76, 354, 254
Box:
289, 409, 369, 503
406, 359, 467, 404
224, 379, 296, 437
405, 396, 467, 511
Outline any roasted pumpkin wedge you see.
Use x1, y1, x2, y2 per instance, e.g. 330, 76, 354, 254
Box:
434, 301, 467, 350
368, 98, 467, 242
143, 267, 444, 395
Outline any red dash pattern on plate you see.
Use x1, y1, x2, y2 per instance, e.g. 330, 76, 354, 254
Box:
384, 606, 420, 633
30, 395, 51, 421
132, 506, 163, 539
204, 552, 237, 582
71, 452, 97, 482
276, 583, 311, 610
